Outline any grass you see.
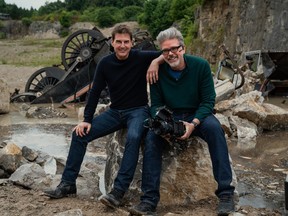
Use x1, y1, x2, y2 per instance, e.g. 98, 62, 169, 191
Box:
0, 37, 66, 67
21, 38, 65, 48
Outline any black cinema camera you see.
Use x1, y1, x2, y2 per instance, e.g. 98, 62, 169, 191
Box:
144, 106, 185, 137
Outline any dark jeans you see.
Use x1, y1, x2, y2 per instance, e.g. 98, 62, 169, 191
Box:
62, 105, 149, 194
142, 113, 235, 206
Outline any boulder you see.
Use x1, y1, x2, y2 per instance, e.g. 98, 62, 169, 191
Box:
0, 78, 10, 114
103, 130, 218, 205
0, 143, 24, 174
9, 163, 47, 188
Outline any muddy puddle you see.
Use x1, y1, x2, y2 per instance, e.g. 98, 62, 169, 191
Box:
0, 99, 287, 213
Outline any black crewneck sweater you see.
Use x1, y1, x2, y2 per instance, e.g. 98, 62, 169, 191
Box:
84, 49, 160, 123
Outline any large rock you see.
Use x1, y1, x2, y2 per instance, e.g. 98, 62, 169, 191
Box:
160, 138, 217, 204
260, 103, 288, 130
229, 116, 258, 149
0, 143, 24, 174
9, 163, 47, 188
0, 78, 10, 114
215, 79, 235, 103
28, 21, 61, 39
103, 131, 217, 205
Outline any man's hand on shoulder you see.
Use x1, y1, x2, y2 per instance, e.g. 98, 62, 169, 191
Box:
146, 55, 164, 84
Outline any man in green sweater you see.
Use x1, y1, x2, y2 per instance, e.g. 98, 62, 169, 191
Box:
129, 27, 235, 216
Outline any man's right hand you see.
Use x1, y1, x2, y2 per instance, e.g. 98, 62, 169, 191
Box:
73, 122, 91, 137
146, 55, 164, 84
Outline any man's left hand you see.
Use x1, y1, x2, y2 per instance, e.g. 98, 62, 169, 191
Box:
179, 121, 194, 140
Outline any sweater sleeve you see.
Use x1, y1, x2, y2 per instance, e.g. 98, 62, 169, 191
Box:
83, 59, 107, 123
194, 60, 216, 122
149, 82, 165, 117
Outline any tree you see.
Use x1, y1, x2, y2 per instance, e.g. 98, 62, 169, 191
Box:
59, 10, 73, 27
65, 0, 87, 11
121, 6, 143, 21
96, 7, 119, 28
0, 0, 6, 12
139, 0, 173, 38
38, 1, 66, 16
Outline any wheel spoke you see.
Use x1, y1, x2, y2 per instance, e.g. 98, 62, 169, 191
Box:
75, 36, 82, 48
70, 40, 81, 50
66, 45, 80, 53
81, 33, 86, 46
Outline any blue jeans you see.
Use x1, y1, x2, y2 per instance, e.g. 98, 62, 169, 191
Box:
140, 130, 165, 207
62, 105, 149, 194
142, 113, 235, 206
179, 114, 235, 197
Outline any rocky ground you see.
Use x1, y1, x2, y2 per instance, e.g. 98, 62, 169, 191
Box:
0, 23, 287, 215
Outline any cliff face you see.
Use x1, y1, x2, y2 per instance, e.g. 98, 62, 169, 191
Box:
192, 0, 288, 65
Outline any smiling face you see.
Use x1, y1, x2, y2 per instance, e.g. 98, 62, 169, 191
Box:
111, 33, 133, 60
160, 38, 186, 70
160, 38, 185, 70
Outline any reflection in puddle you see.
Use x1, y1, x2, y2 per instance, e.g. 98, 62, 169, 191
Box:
1, 124, 73, 159
237, 182, 284, 209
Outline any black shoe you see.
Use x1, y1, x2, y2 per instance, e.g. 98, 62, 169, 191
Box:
217, 194, 235, 216
44, 181, 76, 199
99, 189, 124, 209
128, 202, 156, 216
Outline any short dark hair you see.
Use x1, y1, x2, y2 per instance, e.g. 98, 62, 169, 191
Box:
111, 24, 133, 41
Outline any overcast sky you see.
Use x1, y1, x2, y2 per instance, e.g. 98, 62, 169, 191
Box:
5, 0, 64, 10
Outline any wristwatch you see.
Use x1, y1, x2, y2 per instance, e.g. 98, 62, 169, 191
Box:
191, 121, 198, 128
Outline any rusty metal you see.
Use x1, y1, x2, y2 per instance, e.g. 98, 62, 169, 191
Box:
219, 44, 245, 89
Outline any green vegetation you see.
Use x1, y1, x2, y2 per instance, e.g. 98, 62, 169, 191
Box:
1, 0, 217, 64
21, 17, 32, 27
0, 31, 6, 39
1, 0, 204, 43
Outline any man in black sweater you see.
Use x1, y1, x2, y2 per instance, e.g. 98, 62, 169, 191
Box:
44, 24, 162, 214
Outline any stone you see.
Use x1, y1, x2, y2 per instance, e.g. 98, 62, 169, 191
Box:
54, 209, 83, 216
22, 146, 38, 162
103, 130, 217, 205
160, 138, 217, 204
43, 156, 57, 175
260, 103, 288, 130
215, 79, 235, 103
0, 143, 23, 174
9, 163, 46, 188
230, 116, 258, 149
0, 78, 10, 114
215, 113, 233, 136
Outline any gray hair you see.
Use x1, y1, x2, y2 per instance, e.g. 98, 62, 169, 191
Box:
156, 27, 185, 46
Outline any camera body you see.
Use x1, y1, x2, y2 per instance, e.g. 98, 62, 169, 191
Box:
144, 106, 185, 137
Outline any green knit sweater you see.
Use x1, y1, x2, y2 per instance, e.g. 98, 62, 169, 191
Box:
150, 54, 216, 122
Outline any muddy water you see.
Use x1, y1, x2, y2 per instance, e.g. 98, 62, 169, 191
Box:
0, 104, 79, 158
230, 96, 288, 212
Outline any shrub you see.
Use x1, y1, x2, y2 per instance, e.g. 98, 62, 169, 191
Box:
59, 11, 72, 28
0, 31, 6, 39
96, 7, 119, 28
22, 17, 32, 27
121, 6, 143, 21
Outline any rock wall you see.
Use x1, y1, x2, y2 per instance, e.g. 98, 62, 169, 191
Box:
192, 0, 288, 65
